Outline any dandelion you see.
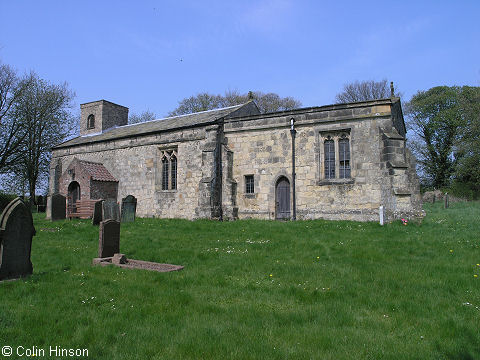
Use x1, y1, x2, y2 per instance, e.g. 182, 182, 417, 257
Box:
316, 256, 320, 259
449, 250, 453, 253
474, 274, 478, 278
477, 264, 480, 267
269, 274, 273, 277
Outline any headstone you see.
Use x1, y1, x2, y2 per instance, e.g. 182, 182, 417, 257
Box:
102, 199, 120, 222
98, 219, 120, 258
46, 195, 52, 220
444, 192, 449, 209
121, 195, 137, 223
0, 198, 35, 280
379, 205, 384, 226
92, 200, 104, 225
51, 193, 66, 221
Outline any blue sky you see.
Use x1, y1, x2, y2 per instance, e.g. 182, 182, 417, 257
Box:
1, 0, 479, 118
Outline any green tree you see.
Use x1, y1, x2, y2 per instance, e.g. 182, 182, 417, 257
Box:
335, 79, 402, 103
168, 90, 301, 116
454, 86, 480, 196
405, 86, 463, 188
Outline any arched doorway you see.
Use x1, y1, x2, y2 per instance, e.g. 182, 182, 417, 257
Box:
67, 181, 81, 215
275, 176, 290, 220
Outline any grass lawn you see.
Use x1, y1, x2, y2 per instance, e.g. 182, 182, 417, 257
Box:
1, 202, 479, 359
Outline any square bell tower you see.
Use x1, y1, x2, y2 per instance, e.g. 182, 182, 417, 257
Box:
80, 100, 128, 136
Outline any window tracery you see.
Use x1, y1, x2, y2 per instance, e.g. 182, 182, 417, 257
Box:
319, 131, 351, 181
159, 149, 177, 191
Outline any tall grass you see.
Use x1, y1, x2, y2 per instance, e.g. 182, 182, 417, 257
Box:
1, 202, 479, 359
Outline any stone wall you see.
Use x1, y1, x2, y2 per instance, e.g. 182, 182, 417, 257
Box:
50, 98, 422, 222
224, 99, 421, 221
90, 180, 118, 200
50, 125, 215, 219
101, 101, 128, 132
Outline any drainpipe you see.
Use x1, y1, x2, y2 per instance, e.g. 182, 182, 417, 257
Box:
290, 118, 297, 220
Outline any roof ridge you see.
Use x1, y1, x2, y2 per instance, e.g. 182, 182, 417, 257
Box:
78, 159, 103, 165
54, 102, 257, 149
118, 102, 247, 130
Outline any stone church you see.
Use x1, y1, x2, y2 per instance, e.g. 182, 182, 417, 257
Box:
47, 96, 422, 222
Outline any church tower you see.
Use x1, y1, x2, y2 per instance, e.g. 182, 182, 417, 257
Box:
80, 100, 128, 136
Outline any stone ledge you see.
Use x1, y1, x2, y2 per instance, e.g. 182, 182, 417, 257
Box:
383, 132, 405, 140
387, 161, 408, 169
394, 188, 412, 195
317, 179, 355, 186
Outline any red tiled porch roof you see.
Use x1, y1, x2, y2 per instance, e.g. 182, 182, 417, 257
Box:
79, 160, 118, 182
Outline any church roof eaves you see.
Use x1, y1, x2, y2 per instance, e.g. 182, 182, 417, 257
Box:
54, 103, 251, 149
226, 98, 397, 122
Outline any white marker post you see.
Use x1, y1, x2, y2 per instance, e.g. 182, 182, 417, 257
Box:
379, 206, 384, 226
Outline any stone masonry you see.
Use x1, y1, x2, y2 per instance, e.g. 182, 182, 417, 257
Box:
47, 98, 422, 222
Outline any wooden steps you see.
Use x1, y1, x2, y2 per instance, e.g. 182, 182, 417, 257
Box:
68, 199, 97, 219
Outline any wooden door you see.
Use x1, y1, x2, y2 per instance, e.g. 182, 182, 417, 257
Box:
276, 177, 290, 219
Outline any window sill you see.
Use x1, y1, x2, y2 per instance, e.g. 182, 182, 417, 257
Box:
244, 194, 256, 199
318, 178, 354, 186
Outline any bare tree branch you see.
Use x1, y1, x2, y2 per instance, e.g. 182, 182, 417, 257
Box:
335, 79, 402, 103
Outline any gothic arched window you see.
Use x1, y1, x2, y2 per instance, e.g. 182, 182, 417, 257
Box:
158, 148, 178, 191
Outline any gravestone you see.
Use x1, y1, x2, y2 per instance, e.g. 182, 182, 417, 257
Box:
102, 199, 120, 222
98, 219, 120, 258
121, 195, 137, 223
51, 193, 66, 221
92, 200, 104, 225
0, 198, 35, 280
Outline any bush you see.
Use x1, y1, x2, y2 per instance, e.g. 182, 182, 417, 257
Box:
449, 181, 480, 200
0, 192, 18, 213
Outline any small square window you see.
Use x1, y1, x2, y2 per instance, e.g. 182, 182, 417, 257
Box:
245, 175, 254, 194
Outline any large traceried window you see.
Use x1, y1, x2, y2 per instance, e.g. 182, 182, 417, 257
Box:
320, 131, 352, 181
159, 149, 178, 191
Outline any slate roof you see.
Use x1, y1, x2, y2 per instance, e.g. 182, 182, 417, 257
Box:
79, 160, 118, 182
55, 102, 258, 149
